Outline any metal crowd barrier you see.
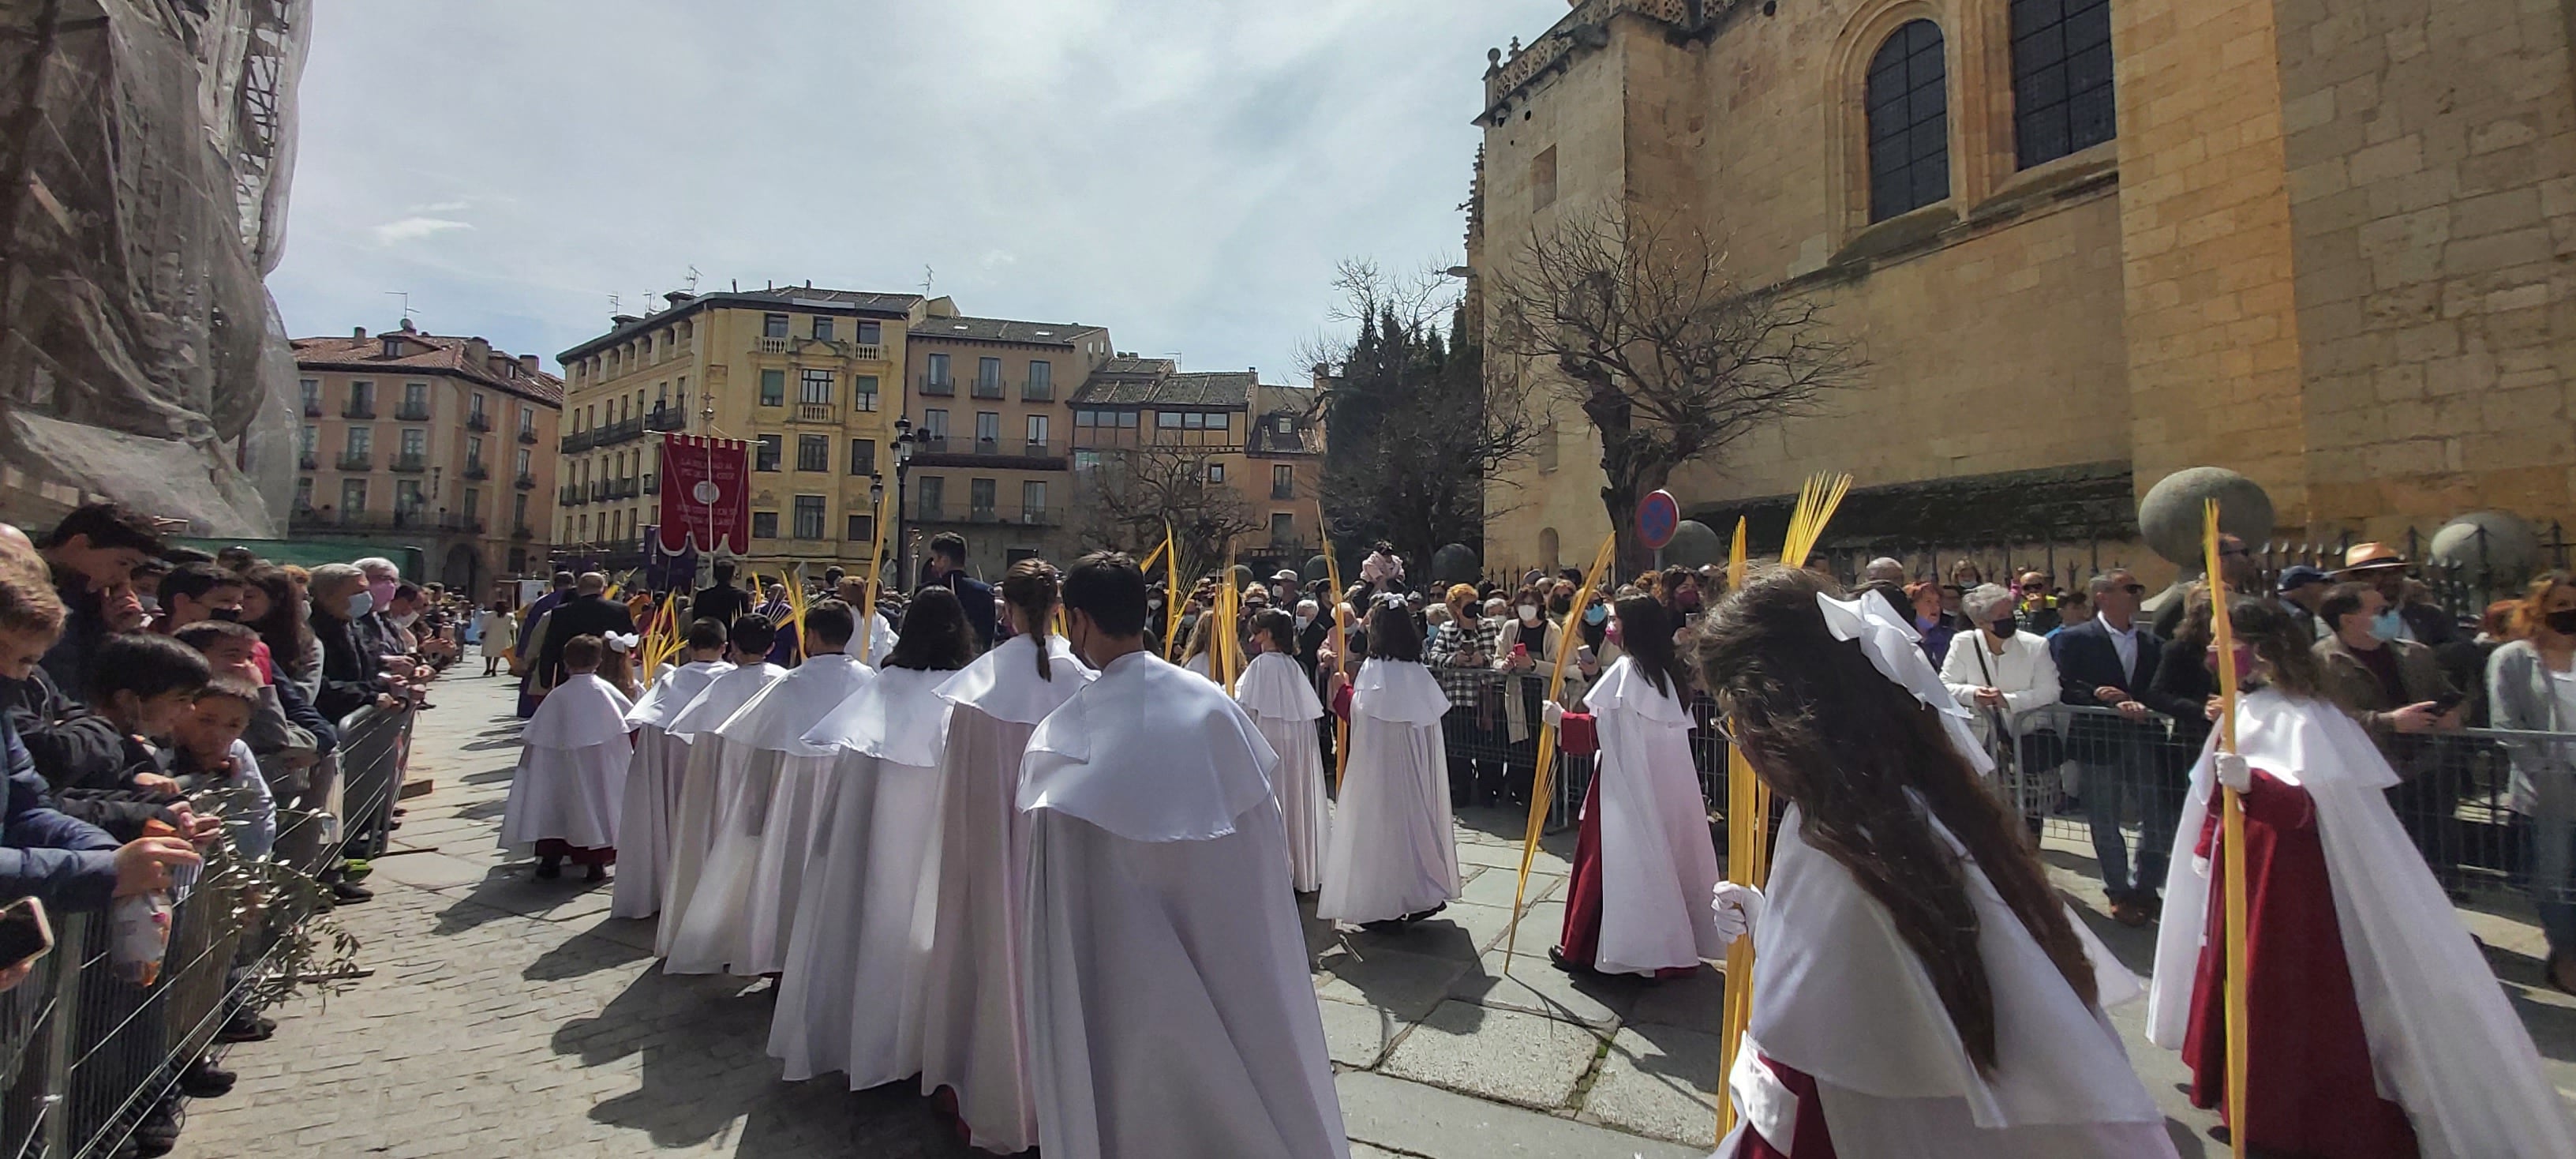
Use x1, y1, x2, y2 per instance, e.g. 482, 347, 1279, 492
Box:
0, 703, 414, 1159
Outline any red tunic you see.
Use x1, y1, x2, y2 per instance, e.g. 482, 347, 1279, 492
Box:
1731, 1055, 1839, 1158
1557, 775, 1605, 966
2184, 769, 2417, 1157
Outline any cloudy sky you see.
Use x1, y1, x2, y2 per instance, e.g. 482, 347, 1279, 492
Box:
270, 0, 1567, 378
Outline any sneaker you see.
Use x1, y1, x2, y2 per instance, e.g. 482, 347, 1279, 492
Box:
328, 878, 375, 904
341, 858, 373, 882
178, 1056, 235, 1098
2109, 896, 2150, 928
130, 1097, 181, 1157
214, 1011, 275, 1044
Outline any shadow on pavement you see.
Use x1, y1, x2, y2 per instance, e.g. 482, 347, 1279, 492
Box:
524, 922, 657, 981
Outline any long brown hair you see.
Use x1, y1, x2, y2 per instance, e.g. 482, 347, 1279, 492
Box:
1002, 559, 1062, 681
1611, 593, 1691, 699
1692, 566, 2098, 1075
2230, 597, 2327, 700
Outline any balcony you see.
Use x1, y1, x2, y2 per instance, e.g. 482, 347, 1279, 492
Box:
916, 502, 1058, 527
559, 484, 587, 507
290, 509, 486, 535
389, 453, 427, 474
1271, 484, 1297, 501
342, 402, 376, 420
612, 478, 641, 500
560, 429, 595, 454
849, 343, 885, 362
758, 336, 792, 354
466, 411, 491, 433
1022, 379, 1054, 402
512, 524, 536, 541
918, 375, 954, 397
971, 379, 1004, 399
301, 398, 323, 418
335, 451, 373, 471
395, 402, 431, 422
643, 474, 660, 494
589, 481, 610, 503
515, 473, 537, 490
914, 498, 945, 522
298, 452, 318, 471
795, 402, 835, 422
463, 461, 489, 482
907, 438, 1069, 471
645, 406, 683, 432
518, 428, 539, 444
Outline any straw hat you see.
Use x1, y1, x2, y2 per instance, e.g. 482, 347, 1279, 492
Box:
2338, 542, 2409, 575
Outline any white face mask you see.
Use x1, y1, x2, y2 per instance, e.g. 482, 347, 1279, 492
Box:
391, 611, 419, 628
1294, 616, 1311, 632
1518, 604, 1540, 623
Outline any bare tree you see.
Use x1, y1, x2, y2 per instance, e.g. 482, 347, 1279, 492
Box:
1073, 444, 1264, 582
1310, 260, 1539, 573
1488, 210, 1861, 572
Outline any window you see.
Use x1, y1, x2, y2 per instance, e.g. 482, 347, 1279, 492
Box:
918, 475, 945, 518
1118, 411, 1138, 429
1866, 21, 1950, 222
926, 353, 952, 388
800, 368, 835, 406
399, 429, 426, 459
1182, 412, 1204, 429
763, 313, 789, 339
346, 426, 372, 455
975, 411, 1001, 446
853, 374, 878, 411
849, 439, 876, 475
402, 381, 428, 414
797, 434, 829, 471
752, 511, 780, 538
1073, 408, 1095, 427
1271, 512, 1296, 542
969, 478, 997, 516
1025, 414, 1049, 447
1206, 462, 1226, 483
299, 425, 317, 456
1021, 480, 1046, 519
1208, 412, 1230, 437
299, 378, 319, 412
1073, 450, 1102, 471
1532, 145, 1558, 211
2011, 0, 2114, 168
812, 316, 834, 340
294, 477, 313, 508
520, 408, 534, 436
516, 448, 532, 476
348, 380, 375, 413
340, 478, 367, 512
856, 321, 881, 344
759, 369, 786, 406
847, 514, 875, 542
922, 408, 949, 444
975, 357, 1002, 396
794, 495, 826, 539
466, 435, 484, 467
461, 487, 481, 518
1026, 360, 1052, 399
470, 392, 487, 422
395, 480, 425, 516
1157, 411, 1183, 429
1275, 415, 1294, 435
756, 433, 783, 471
512, 492, 528, 529
1272, 464, 1295, 500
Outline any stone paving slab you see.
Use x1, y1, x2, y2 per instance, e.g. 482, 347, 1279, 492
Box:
1581, 1023, 1724, 1146
1380, 1000, 1605, 1110
1316, 942, 1476, 1022
1336, 1071, 1705, 1159
1449, 946, 1638, 1028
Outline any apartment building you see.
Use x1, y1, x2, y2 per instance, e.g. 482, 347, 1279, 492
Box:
290, 321, 562, 594
900, 311, 1111, 579
1068, 363, 1325, 572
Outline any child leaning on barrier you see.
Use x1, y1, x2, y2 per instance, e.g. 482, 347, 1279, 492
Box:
47, 634, 226, 852
167, 678, 275, 863
172, 619, 316, 803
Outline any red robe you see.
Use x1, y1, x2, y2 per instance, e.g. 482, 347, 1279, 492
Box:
1554, 775, 1696, 977
1731, 1055, 1839, 1158
2184, 769, 2417, 1157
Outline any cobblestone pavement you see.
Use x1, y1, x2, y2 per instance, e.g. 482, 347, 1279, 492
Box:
178, 666, 2576, 1158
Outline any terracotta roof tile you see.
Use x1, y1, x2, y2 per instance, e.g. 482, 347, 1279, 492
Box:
292, 331, 564, 407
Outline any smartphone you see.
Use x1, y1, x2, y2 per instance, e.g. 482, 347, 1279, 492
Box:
1511, 642, 1529, 659
1575, 645, 1597, 666
2427, 693, 2466, 714
0, 897, 53, 970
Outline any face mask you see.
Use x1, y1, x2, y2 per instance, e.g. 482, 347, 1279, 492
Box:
2546, 608, 2576, 636
1294, 616, 1311, 632
1517, 604, 1540, 623
1988, 618, 2016, 638
1604, 618, 1623, 645
2370, 608, 2405, 641
367, 579, 398, 608
1148, 598, 1163, 610
1678, 593, 1702, 613
1582, 605, 1608, 625
1548, 597, 1571, 615
2204, 645, 2257, 677
346, 591, 374, 619
391, 612, 419, 628
208, 606, 242, 623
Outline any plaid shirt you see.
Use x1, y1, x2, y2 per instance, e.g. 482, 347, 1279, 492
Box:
1428, 617, 1501, 704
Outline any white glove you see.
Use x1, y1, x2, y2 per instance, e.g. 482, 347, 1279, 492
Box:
2215, 752, 2252, 793
1541, 700, 1566, 729
1710, 882, 1765, 944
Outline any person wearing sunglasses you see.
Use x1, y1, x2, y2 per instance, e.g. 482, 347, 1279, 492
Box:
2049, 568, 2174, 927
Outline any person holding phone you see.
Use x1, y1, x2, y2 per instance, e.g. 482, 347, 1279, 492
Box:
1493, 585, 1596, 807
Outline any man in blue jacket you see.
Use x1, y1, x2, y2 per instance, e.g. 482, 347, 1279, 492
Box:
2049, 568, 2173, 926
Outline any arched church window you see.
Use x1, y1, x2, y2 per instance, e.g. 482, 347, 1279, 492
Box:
2012, 0, 2116, 167
1866, 21, 1950, 222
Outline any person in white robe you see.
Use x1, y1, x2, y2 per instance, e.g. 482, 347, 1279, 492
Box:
831, 576, 903, 667
653, 613, 788, 961
901, 564, 1092, 1152
1238, 607, 1327, 893
1316, 596, 1458, 928
665, 600, 876, 977
1697, 568, 2177, 1158
1541, 594, 1724, 977
501, 633, 634, 882
609, 617, 732, 919
769, 587, 969, 1090
1020, 551, 1347, 1159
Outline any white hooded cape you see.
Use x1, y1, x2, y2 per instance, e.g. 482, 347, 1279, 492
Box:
1017, 651, 1347, 1159
769, 664, 954, 1089
653, 661, 784, 955
1236, 650, 1329, 892
1582, 656, 1726, 974
1315, 658, 1457, 925
664, 655, 871, 975
501, 674, 633, 851
611, 660, 731, 919
2145, 688, 2576, 1159
908, 636, 1092, 1151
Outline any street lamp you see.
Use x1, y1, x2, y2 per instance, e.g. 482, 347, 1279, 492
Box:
891, 417, 918, 587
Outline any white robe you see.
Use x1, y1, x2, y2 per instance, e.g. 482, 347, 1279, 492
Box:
1720, 803, 2175, 1158
910, 636, 1093, 1152
1020, 651, 1347, 1159
769, 665, 953, 1088
1236, 650, 1328, 892
852, 610, 900, 667
1582, 657, 1725, 975
1316, 658, 1457, 925
500, 674, 633, 851
610, 659, 731, 919
653, 662, 786, 958
666, 653, 877, 977
2145, 689, 2576, 1159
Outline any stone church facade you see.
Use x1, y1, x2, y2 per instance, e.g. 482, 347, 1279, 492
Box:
1471, 0, 2576, 576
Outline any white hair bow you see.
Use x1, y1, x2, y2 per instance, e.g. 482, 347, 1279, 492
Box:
605, 632, 640, 653
1813, 591, 1995, 775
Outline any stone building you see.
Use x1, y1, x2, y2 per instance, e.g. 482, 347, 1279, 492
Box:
1069, 363, 1327, 575
1472, 0, 2576, 577
290, 322, 563, 594
902, 313, 1112, 580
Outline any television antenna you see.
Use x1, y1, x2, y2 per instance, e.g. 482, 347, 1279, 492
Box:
920, 264, 934, 295
383, 291, 416, 324
683, 265, 701, 293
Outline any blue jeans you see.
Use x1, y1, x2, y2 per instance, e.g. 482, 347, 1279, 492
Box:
2085, 741, 2177, 898
2527, 817, 2576, 959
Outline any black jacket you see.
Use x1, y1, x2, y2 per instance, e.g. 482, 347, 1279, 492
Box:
932, 572, 998, 651
533, 594, 637, 689
313, 608, 390, 722
36, 714, 174, 842
690, 583, 753, 629
2049, 617, 2168, 760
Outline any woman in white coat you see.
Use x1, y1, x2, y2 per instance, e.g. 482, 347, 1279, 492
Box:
1939, 582, 2064, 828
1238, 607, 1328, 892
1317, 597, 1458, 928
913, 563, 1093, 1153
1544, 595, 1724, 977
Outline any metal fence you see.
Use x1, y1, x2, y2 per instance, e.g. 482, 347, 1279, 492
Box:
0, 703, 410, 1159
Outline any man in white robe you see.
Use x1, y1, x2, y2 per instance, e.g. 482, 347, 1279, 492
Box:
1018, 552, 1348, 1159
653, 613, 787, 960
610, 617, 732, 920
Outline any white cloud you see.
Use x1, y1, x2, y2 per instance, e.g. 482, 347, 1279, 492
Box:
271, 0, 1568, 371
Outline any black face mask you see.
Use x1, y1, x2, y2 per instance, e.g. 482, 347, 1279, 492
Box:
1988, 618, 2016, 638
2548, 608, 2576, 636
208, 606, 242, 622
1547, 598, 1571, 615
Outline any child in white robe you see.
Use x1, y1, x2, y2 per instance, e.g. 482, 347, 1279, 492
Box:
1238, 607, 1328, 893
608, 617, 731, 920
502, 634, 634, 882
1317, 597, 1458, 928
654, 614, 787, 960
